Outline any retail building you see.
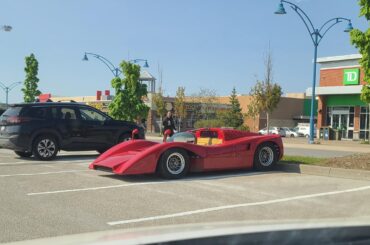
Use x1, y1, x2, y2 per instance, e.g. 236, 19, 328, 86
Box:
306, 54, 368, 140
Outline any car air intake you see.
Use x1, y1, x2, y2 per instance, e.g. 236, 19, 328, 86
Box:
95, 166, 113, 173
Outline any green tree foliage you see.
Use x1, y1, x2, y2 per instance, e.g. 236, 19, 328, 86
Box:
22, 53, 41, 102
174, 86, 187, 131
222, 87, 244, 128
249, 48, 282, 134
109, 61, 149, 121
351, 0, 370, 140
152, 83, 166, 133
191, 88, 217, 120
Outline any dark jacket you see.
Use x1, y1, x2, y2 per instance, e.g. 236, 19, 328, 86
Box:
163, 116, 176, 132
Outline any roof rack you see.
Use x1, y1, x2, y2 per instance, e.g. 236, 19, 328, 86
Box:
57, 100, 77, 103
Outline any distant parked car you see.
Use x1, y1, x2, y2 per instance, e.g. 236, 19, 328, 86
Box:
258, 127, 285, 137
0, 102, 145, 160
281, 127, 300, 137
293, 126, 316, 138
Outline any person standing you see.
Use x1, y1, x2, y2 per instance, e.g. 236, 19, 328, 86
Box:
163, 111, 176, 138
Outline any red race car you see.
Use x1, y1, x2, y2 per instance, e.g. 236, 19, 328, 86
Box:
89, 128, 284, 179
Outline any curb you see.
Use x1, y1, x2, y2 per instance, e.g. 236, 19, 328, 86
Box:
276, 163, 370, 181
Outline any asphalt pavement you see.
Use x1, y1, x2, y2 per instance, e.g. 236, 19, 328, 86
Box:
1, 148, 370, 243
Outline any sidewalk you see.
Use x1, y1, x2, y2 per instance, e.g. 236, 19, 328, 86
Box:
283, 137, 370, 153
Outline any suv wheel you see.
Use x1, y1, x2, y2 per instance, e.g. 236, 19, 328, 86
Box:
14, 151, 33, 158
32, 135, 59, 161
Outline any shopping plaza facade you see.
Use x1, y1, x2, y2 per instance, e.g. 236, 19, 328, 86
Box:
36, 54, 369, 140
307, 54, 369, 140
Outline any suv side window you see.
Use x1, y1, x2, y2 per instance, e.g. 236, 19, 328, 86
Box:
79, 108, 107, 123
25, 107, 49, 119
60, 108, 77, 120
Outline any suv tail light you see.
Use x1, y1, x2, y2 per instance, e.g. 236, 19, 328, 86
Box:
5, 116, 31, 125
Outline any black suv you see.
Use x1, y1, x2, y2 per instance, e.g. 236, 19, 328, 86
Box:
0, 102, 145, 160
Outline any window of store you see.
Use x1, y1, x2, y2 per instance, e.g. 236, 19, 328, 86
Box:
360, 106, 369, 140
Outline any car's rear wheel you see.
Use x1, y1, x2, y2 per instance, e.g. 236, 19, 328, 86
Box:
158, 148, 190, 179
32, 135, 59, 161
290, 134, 295, 137
14, 151, 33, 158
253, 142, 278, 171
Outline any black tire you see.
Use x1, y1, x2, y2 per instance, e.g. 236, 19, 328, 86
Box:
253, 142, 278, 171
32, 135, 59, 161
158, 148, 190, 179
118, 133, 131, 143
290, 134, 295, 138
14, 151, 33, 158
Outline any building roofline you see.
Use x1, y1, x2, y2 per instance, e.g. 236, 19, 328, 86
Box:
317, 54, 362, 63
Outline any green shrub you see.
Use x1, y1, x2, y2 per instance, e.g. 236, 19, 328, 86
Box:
194, 119, 224, 128
237, 125, 250, 131
194, 119, 249, 131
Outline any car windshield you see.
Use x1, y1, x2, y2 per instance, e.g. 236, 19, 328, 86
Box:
1, 0, 369, 244
166, 132, 195, 143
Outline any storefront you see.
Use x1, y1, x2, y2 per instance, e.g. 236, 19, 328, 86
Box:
307, 54, 369, 140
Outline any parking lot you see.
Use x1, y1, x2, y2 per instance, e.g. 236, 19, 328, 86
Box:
1, 147, 370, 243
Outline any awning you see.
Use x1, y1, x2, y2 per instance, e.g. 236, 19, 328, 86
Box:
306, 85, 362, 95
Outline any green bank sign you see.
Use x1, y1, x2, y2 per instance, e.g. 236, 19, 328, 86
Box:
343, 68, 360, 85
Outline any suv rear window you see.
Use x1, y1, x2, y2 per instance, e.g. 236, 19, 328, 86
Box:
23, 107, 49, 119
0, 106, 23, 118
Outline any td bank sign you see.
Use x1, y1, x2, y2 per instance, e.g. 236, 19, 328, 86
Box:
343, 68, 360, 85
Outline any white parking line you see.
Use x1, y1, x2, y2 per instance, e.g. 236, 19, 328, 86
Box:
0, 170, 90, 177
107, 185, 370, 226
27, 181, 168, 196
26, 172, 264, 196
0, 160, 91, 166
0, 161, 32, 165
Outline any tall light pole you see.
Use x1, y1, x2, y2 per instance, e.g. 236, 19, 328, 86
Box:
0, 82, 21, 106
82, 52, 149, 77
274, 0, 353, 144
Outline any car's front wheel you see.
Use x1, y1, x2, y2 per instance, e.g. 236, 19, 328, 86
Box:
158, 148, 190, 179
253, 142, 278, 171
32, 135, 59, 161
14, 151, 33, 158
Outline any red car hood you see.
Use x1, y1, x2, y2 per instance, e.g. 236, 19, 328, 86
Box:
90, 140, 159, 173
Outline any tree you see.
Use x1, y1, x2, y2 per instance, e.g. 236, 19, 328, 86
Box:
350, 0, 370, 141
152, 83, 166, 134
222, 87, 244, 128
249, 49, 282, 134
22, 53, 41, 102
247, 102, 259, 132
109, 61, 149, 121
174, 86, 187, 132
191, 88, 217, 121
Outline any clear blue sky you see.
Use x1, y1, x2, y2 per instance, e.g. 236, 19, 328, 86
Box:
0, 0, 367, 103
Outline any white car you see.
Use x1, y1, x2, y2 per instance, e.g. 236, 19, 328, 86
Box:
293, 126, 316, 138
258, 127, 285, 136
281, 127, 300, 137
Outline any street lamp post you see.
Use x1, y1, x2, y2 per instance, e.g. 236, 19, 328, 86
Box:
275, 0, 353, 144
0, 81, 21, 106
82, 52, 149, 77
